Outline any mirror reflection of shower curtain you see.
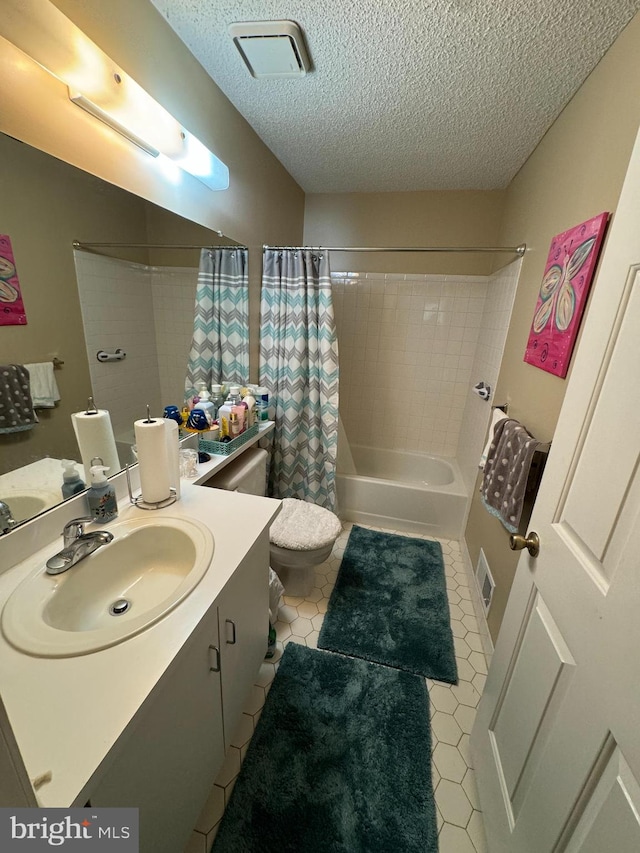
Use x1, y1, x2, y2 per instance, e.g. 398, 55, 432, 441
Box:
259, 248, 339, 510
185, 247, 249, 394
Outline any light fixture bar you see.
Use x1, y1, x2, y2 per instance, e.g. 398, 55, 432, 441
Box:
69, 90, 160, 158
3, 0, 228, 191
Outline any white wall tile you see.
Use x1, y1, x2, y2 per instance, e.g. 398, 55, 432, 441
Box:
333, 272, 489, 457
457, 258, 521, 493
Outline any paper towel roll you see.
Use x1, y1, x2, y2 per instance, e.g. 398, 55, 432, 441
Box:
134, 417, 171, 503
164, 418, 181, 501
71, 409, 121, 482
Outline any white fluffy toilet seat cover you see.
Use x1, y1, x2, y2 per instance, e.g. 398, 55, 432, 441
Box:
270, 498, 342, 551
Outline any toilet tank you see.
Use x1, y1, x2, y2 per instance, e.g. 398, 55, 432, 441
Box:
203, 447, 268, 496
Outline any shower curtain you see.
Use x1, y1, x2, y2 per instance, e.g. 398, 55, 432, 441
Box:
260, 248, 339, 510
185, 247, 249, 394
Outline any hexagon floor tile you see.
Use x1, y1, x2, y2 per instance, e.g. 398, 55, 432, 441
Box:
185, 521, 489, 853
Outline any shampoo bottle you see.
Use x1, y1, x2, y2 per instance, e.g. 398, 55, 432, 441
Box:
61, 460, 85, 499
87, 465, 118, 522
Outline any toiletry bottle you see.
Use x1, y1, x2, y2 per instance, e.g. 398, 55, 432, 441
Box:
210, 384, 225, 413
218, 385, 242, 437
227, 385, 242, 405
255, 386, 270, 422
61, 460, 85, 499
87, 465, 118, 522
229, 411, 241, 437
217, 400, 233, 438
232, 404, 246, 433
193, 388, 217, 423
242, 390, 256, 427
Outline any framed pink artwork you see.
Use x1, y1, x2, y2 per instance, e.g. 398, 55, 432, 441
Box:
524, 212, 609, 378
0, 235, 27, 326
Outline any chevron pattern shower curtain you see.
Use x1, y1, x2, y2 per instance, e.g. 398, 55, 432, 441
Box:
260, 248, 339, 510
185, 247, 248, 394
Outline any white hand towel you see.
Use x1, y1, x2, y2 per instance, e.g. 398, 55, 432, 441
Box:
24, 362, 60, 409
479, 408, 508, 470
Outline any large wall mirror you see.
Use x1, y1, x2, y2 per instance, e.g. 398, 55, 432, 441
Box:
0, 131, 243, 529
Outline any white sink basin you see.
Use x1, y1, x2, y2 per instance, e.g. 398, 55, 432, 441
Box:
1, 490, 60, 523
1, 516, 214, 657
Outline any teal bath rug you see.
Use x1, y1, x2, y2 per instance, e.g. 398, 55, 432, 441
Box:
318, 525, 458, 683
211, 643, 437, 853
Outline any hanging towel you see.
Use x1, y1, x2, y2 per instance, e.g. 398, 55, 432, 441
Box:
481, 417, 540, 533
24, 362, 60, 408
0, 364, 37, 433
479, 408, 509, 470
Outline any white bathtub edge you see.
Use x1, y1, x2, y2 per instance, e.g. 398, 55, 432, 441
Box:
338, 508, 453, 540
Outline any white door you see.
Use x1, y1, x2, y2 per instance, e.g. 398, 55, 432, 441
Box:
470, 125, 640, 851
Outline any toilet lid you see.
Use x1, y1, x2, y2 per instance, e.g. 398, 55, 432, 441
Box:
270, 498, 342, 551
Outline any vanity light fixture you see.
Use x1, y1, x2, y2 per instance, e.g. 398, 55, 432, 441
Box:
4, 0, 229, 191
66, 71, 229, 191
229, 20, 311, 78
68, 91, 161, 158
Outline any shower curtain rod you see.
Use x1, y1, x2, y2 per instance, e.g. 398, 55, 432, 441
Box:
263, 244, 526, 255
73, 240, 248, 250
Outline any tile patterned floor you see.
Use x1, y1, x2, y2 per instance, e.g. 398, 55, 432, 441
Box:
185, 521, 489, 853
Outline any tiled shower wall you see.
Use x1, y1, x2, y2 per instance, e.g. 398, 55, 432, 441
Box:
332, 272, 488, 458
74, 252, 197, 445
457, 259, 521, 493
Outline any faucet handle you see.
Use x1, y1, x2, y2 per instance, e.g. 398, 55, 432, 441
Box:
62, 516, 93, 546
0, 500, 16, 535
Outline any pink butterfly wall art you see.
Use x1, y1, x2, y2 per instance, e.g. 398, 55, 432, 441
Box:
0, 234, 27, 326
524, 212, 609, 378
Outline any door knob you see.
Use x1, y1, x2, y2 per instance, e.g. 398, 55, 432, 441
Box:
509, 531, 540, 557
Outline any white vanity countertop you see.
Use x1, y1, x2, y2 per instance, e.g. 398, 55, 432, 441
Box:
0, 479, 281, 809
0, 458, 83, 510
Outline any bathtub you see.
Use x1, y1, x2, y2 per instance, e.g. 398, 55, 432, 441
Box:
336, 445, 468, 540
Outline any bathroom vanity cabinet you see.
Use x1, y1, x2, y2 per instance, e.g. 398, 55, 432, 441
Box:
88, 531, 270, 853
0, 476, 280, 853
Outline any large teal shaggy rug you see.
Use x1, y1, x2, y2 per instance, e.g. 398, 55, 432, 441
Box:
318, 525, 458, 683
211, 643, 437, 853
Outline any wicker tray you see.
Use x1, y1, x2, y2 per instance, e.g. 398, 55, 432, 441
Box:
195, 422, 259, 456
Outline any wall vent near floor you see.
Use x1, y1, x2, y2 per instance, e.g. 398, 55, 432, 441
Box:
475, 549, 495, 614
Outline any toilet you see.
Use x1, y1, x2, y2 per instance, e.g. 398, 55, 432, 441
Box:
205, 447, 341, 596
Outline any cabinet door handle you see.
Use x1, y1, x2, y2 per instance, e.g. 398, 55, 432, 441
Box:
208, 644, 221, 672
225, 619, 237, 645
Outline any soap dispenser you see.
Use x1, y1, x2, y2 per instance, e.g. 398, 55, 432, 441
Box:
61, 460, 85, 499
87, 465, 118, 522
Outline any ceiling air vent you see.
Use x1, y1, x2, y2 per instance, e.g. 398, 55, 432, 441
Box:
228, 20, 311, 79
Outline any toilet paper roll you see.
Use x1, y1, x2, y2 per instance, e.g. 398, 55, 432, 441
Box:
163, 418, 181, 501
71, 409, 121, 482
134, 417, 171, 503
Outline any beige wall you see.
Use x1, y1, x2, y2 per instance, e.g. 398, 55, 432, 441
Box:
465, 12, 640, 642
304, 191, 507, 275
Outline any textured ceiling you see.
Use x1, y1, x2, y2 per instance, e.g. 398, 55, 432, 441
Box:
149, 0, 640, 193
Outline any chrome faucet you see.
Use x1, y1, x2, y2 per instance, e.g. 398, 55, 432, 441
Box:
46, 516, 114, 575
0, 500, 17, 535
